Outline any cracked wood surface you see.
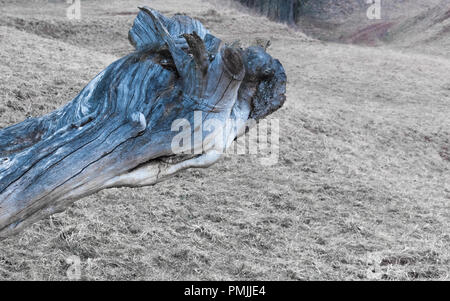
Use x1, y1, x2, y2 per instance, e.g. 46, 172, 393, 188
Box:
0, 7, 286, 240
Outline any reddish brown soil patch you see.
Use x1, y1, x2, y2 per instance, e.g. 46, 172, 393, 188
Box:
439, 146, 450, 162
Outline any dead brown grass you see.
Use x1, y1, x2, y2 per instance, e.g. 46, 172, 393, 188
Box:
0, 0, 449, 280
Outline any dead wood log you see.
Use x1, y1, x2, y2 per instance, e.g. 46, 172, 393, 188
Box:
0, 7, 286, 240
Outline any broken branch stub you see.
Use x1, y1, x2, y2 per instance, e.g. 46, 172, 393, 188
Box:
0, 7, 287, 240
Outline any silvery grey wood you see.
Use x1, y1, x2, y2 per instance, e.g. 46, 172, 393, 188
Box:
0, 7, 286, 240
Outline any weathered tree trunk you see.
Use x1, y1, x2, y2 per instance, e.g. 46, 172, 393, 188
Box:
237, 0, 308, 24
0, 8, 286, 240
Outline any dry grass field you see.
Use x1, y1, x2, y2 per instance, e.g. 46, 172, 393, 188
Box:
0, 0, 449, 280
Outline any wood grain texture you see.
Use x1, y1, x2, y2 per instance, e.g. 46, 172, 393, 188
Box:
0, 7, 286, 240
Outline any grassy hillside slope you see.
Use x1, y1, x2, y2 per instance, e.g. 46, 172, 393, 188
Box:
0, 0, 448, 280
